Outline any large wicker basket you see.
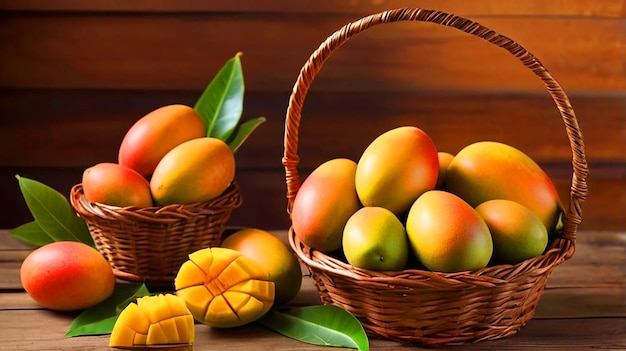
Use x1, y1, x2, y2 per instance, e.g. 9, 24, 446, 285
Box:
70, 182, 242, 288
283, 8, 588, 345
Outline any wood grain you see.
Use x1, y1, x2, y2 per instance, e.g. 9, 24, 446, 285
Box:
0, 13, 623, 92
1, 229, 624, 350
0, 0, 624, 17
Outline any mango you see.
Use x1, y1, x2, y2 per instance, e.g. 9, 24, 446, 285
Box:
291, 158, 361, 252
356, 126, 439, 216
150, 137, 235, 205
221, 228, 302, 307
174, 247, 275, 328
118, 104, 206, 178
82, 162, 153, 207
406, 190, 493, 273
20, 241, 115, 311
445, 141, 563, 232
476, 199, 549, 265
109, 294, 195, 348
342, 207, 409, 271
435, 151, 455, 190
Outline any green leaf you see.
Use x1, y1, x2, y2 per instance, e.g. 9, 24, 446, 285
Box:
16, 176, 93, 247
8, 221, 55, 247
227, 116, 266, 152
258, 305, 369, 351
194, 53, 244, 141
66, 282, 151, 337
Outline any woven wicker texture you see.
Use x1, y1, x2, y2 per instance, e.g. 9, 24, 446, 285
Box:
282, 8, 588, 345
70, 182, 242, 287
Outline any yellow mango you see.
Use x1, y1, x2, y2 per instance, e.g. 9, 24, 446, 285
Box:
446, 141, 563, 232
109, 294, 195, 348
174, 247, 275, 328
356, 126, 439, 216
150, 137, 235, 205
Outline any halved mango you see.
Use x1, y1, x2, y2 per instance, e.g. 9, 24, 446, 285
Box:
175, 247, 275, 328
109, 293, 194, 348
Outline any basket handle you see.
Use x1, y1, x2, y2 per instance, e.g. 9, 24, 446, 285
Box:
282, 7, 588, 244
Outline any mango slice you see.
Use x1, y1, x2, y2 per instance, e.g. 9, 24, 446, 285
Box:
109, 293, 195, 348
175, 247, 275, 328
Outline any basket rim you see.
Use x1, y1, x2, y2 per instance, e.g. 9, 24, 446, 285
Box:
70, 181, 243, 223
288, 227, 572, 288
281, 7, 588, 250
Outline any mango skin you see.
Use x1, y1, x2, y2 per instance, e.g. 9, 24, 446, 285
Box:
291, 158, 361, 252
356, 126, 439, 216
221, 228, 302, 307
406, 190, 493, 273
475, 199, 549, 265
20, 241, 116, 311
445, 141, 563, 232
150, 137, 235, 205
435, 152, 455, 190
82, 162, 153, 207
118, 104, 206, 178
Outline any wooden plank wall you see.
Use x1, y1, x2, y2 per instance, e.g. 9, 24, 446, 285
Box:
1, 1, 625, 232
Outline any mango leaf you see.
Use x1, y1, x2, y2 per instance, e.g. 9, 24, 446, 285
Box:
8, 221, 54, 247
15, 176, 93, 247
66, 282, 151, 337
227, 116, 266, 152
194, 52, 244, 141
258, 305, 369, 351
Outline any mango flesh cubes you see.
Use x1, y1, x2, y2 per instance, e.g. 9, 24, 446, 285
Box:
175, 247, 275, 328
109, 293, 195, 348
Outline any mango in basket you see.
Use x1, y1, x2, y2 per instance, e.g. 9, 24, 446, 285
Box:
174, 247, 275, 328
342, 206, 409, 271
222, 228, 302, 307
476, 199, 549, 264
291, 158, 361, 252
356, 126, 439, 216
435, 151, 455, 190
118, 104, 206, 178
109, 293, 195, 348
150, 137, 235, 205
446, 141, 563, 233
81, 162, 153, 207
406, 190, 493, 273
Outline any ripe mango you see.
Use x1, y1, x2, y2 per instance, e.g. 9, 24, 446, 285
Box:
82, 162, 153, 207
118, 104, 206, 178
406, 190, 493, 273
221, 228, 302, 307
150, 137, 235, 205
356, 126, 439, 216
109, 294, 195, 348
446, 141, 563, 232
435, 151, 455, 190
20, 241, 115, 311
291, 158, 361, 252
475, 199, 548, 265
174, 247, 275, 328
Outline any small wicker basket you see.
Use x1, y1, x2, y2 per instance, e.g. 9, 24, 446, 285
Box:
70, 182, 242, 288
283, 8, 589, 345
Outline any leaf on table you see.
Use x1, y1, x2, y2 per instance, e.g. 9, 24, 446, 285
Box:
8, 221, 55, 247
194, 52, 244, 142
15, 175, 93, 247
258, 305, 369, 351
227, 116, 266, 152
65, 282, 151, 337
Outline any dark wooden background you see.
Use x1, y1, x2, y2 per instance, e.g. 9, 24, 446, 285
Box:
1, 1, 624, 231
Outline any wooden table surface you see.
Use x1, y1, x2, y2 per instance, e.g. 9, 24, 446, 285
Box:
1, 229, 624, 350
